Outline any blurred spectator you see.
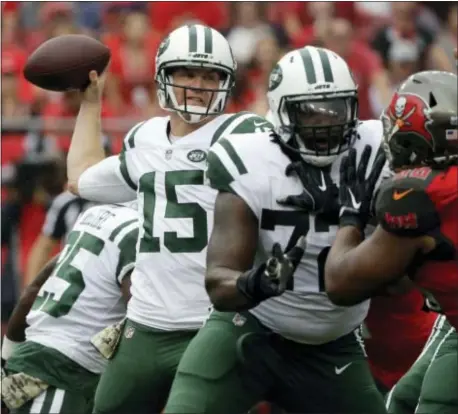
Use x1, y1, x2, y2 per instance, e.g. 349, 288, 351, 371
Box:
148, 1, 227, 35
74, 2, 104, 33
24, 2, 79, 54
247, 34, 283, 115
100, 2, 149, 38
416, 3, 442, 36
1, 154, 66, 292
42, 90, 116, 151
1, 1, 22, 45
369, 40, 421, 117
271, 1, 357, 45
322, 19, 392, 120
1, 48, 31, 124
428, 4, 457, 73
226, 2, 284, 66
105, 11, 161, 115
289, 2, 334, 48
225, 67, 257, 114
371, 2, 436, 70
353, 2, 392, 42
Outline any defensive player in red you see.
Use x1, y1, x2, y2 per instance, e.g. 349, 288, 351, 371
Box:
325, 70, 457, 414
363, 288, 437, 394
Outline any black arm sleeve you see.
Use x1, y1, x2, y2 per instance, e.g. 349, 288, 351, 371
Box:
375, 176, 440, 238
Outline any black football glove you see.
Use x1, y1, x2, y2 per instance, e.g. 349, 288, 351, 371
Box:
338, 145, 386, 232
237, 236, 306, 305
277, 161, 339, 216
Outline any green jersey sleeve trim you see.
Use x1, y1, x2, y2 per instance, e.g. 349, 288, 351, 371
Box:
210, 112, 251, 145
118, 121, 145, 191
206, 151, 236, 193
119, 152, 137, 191
217, 138, 248, 175
124, 121, 145, 150
109, 219, 137, 242
115, 226, 139, 286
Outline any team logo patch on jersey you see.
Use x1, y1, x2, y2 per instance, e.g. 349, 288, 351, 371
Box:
187, 149, 207, 163
124, 326, 135, 339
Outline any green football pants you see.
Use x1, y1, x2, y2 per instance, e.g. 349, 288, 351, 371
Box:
93, 318, 196, 414
164, 310, 387, 414
386, 315, 458, 414
11, 387, 93, 414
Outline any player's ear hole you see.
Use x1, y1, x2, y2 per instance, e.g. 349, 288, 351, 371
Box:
429, 92, 437, 108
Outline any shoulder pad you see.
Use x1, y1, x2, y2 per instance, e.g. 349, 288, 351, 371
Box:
211, 112, 273, 145
206, 132, 270, 192
375, 167, 441, 237
122, 121, 146, 151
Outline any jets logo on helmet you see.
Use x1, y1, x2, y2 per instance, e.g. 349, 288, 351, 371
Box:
268, 64, 283, 91
155, 24, 237, 124
267, 46, 359, 167
157, 36, 170, 57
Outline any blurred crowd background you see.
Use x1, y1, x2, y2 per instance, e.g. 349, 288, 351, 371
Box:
1, 1, 457, 322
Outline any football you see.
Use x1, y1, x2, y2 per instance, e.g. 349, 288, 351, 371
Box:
23, 34, 111, 92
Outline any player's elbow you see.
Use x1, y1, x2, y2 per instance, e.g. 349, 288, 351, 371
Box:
205, 271, 225, 309
324, 270, 358, 307
205, 267, 239, 311
326, 288, 357, 307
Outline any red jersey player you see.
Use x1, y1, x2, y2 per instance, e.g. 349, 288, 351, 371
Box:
324, 70, 457, 414
325, 70, 457, 328
364, 288, 437, 393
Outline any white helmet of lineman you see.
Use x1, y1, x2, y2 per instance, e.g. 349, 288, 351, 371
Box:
267, 46, 359, 166
155, 24, 237, 124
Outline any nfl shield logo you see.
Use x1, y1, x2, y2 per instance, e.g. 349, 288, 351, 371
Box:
165, 149, 173, 160
124, 326, 135, 339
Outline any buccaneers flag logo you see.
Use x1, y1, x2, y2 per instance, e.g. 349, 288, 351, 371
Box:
385, 92, 434, 144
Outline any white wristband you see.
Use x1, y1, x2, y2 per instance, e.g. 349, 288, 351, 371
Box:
1, 337, 22, 361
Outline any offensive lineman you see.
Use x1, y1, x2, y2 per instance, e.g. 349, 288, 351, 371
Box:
1, 203, 138, 413
325, 70, 458, 413
66, 24, 273, 413
164, 46, 388, 413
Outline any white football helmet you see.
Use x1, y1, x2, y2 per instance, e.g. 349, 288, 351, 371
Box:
155, 24, 237, 124
267, 46, 359, 166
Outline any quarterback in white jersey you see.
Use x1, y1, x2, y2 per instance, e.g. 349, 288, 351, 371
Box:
65, 24, 273, 414
164, 46, 388, 414
3, 203, 137, 414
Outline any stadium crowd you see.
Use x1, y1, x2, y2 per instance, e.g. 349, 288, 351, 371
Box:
1, 2, 457, 413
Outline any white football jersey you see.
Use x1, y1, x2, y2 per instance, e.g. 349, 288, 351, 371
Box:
119, 112, 274, 330
26, 204, 138, 373
207, 120, 390, 344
